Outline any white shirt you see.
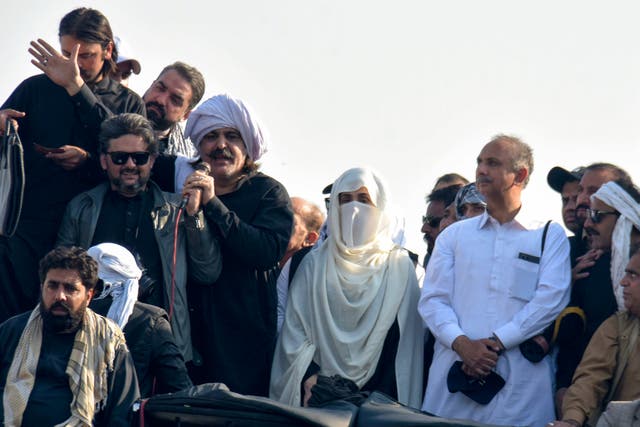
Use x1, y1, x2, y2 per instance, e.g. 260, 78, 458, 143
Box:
419, 209, 571, 427
276, 258, 291, 334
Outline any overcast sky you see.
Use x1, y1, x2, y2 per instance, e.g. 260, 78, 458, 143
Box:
3, 0, 639, 257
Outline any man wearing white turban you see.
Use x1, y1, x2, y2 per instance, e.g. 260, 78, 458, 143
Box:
180, 94, 293, 397
88, 243, 192, 397
270, 167, 424, 408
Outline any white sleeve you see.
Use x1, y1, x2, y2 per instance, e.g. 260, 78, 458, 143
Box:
418, 227, 465, 349
494, 223, 571, 348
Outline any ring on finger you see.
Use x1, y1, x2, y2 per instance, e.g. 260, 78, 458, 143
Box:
42, 58, 48, 65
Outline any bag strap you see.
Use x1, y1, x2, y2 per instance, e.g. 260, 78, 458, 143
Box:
541, 220, 552, 257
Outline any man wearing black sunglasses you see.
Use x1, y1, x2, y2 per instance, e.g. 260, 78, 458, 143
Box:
555, 164, 635, 414
57, 113, 222, 364
421, 184, 463, 269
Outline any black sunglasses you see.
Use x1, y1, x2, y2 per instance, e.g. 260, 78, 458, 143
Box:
422, 215, 442, 228
588, 208, 619, 224
107, 151, 151, 165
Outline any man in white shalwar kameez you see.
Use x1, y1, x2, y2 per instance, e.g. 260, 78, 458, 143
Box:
419, 135, 571, 427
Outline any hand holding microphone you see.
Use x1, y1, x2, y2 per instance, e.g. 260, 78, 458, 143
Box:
181, 161, 213, 215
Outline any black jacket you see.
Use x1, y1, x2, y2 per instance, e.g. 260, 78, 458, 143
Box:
91, 299, 192, 397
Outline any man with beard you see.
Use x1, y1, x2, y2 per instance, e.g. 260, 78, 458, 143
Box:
178, 94, 293, 396
0, 7, 145, 324
555, 180, 640, 415
0, 246, 139, 426
143, 62, 205, 158
555, 163, 634, 414
56, 113, 222, 363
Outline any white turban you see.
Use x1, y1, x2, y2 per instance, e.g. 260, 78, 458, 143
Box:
592, 181, 640, 311
87, 243, 141, 328
184, 93, 268, 161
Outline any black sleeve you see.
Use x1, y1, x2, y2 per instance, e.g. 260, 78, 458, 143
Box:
151, 154, 177, 193
70, 84, 117, 138
150, 315, 193, 394
203, 181, 293, 269
95, 346, 140, 427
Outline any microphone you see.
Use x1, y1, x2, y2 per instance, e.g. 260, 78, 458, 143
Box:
180, 161, 212, 210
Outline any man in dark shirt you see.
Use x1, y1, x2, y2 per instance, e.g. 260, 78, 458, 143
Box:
180, 94, 293, 396
555, 163, 635, 414
0, 7, 145, 323
143, 61, 205, 158
57, 113, 222, 363
0, 246, 139, 426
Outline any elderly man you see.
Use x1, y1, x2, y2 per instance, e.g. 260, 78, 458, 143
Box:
0, 7, 145, 324
179, 94, 293, 396
57, 113, 221, 362
550, 242, 640, 427
88, 243, 192, 397
276, 197, 325, 333
143, 62, 205, 158
0, 246, 138, 426
419, 135, 571, 426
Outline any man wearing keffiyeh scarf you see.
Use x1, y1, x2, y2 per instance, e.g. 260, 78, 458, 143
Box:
0, 246, 139, 426
588, 181, 640, 311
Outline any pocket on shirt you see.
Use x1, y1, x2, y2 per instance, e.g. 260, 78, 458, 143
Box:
510, 259, 539, 301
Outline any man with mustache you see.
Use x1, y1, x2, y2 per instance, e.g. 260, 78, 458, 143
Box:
177, 94, 293, 396
420, 135, 571, 426
549, 239, 640, 427
555, 163, 634, 414
143, 62, 205, 158
56, 113, 222, 365
0, 7, 145, 325
0, 246, 139, 426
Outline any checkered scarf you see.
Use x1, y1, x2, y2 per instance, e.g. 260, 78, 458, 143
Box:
2, 305, 126, 426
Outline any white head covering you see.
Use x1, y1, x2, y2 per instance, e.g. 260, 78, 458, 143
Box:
270, 167, 424, 408
184, 94, 267, 161
592, 181, 640, 311
87, 243, 141, 328
114, 36, 141, 74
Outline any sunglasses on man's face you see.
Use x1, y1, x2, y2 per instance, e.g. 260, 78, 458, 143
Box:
588, 208, 619, 224
422, 215, 442, 228
107, 151, 151, 165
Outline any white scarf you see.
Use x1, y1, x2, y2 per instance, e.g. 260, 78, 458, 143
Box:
270, 167, 423, 407
88, 243, 141, 328
593, 181, 640, 311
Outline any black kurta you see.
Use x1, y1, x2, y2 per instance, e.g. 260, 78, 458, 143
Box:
190, 172, 292, 396
0, 74, 145, 323
0, 311, 140, 426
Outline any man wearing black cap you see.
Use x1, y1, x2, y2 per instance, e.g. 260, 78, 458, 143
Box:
547, 166, 585, 236
547, 166, 586, 265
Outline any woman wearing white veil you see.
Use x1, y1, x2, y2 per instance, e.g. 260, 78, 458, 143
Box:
270, 167, 423, 408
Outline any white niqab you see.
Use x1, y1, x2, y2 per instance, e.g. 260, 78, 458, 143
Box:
87, 243, 141, 328
270, 167, 423, 408
592, 181, 640, 311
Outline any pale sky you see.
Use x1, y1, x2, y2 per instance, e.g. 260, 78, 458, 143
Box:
2, 0, 639, 258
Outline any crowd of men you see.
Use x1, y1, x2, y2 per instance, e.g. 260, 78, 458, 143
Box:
1, 7, 640, 427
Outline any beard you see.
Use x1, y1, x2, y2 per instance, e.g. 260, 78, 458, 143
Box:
110, 168, 150, 195
146, 102, 174, 131
40, 299, 85, 334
